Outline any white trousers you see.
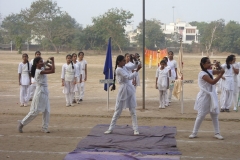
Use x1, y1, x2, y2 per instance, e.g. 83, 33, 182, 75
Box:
64, 81, 75, 105
21, 109, 50, 129
192, 111, 220, 135
80, 82, 85, 99
108, 107, 138, 131
29, 84, 36, 99
167, 83, 174, 101
232, 87, 240, 108
20, 85, 30, 104
220, 89, 233, 109
73, 83, 81, 101
159, 90, 167, 107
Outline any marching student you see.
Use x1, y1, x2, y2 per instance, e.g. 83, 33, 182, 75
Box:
163, 57, 171, 106
78, 52, 87, 102
229, 55, 239, 111
220, 56, 235, 112
18, 53, 31, 107
72, 53, 82, 104
61, 54, 78, 107
133, 53, 141, 89
125, 53, 136, 86
156, 60, 169, 109
167, 51, 177, 103
29, 51, 42, 101
104, 55, 142, 135
18, 57, 55, 133
189, 57, 224, 140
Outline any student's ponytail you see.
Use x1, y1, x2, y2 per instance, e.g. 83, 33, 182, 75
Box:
111, 62, 118, 91
31, 57, 41, 78
226, 55, 233, 69
200, 57, 213, 79
111, 55, 125, 91
27, 60, 30, 72
71, 61, 74, 69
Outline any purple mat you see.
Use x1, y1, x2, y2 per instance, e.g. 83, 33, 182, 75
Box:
64, 124, 181, 160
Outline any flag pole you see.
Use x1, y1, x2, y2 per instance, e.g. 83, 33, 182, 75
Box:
180, 38, 184, 114
107, 68, 110, 111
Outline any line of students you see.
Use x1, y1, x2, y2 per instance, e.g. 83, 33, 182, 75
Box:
60, 52, 87, 106
18, 51, 87, 133
155, 51, 177, 109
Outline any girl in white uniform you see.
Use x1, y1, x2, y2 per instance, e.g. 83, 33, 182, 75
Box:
229, 55, 239, 111
104, 55, 142, 135
18, 57, 55, 133
156, 60, 170, 109
125, 53, 136, 86
163, 57, 171, 106
29, 51, 41, 101
133, 53, 141, 89
18, 53, 31, 107
72, 53, 82, 104
220, 56, 235, 112
61, 54, 78, 107
167, 51, 177, 103
78, 52, 87, 101
189, 57, 224, 140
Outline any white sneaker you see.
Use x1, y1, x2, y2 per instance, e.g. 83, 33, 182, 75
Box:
233, 107, 237, 111
24, 103, 28, 107
41, 128, 50, 133
66, 104, 70, 107
104, 130, 112, 134
134, 130, 139, 135
20, 104, 24, 107
214, 134, 224, 140
189, 133, 197, 139
70, 104, 74, 107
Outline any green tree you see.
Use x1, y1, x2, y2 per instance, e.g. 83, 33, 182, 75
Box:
21, 0, 78, 53
1, 13, 31, 53
91, 8, 133, 52
201, 19, 225, 56
136, 19, 165, 50
220, 21, 240, 54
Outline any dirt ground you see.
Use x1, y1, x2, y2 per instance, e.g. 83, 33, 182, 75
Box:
0, 51, 240, 160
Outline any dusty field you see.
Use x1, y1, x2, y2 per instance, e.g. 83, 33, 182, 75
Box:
0, 51, 240, 160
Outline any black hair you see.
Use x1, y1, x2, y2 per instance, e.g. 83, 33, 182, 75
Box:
111, 55, 125, 91
78, 51, 84, 57
163, 57, 168, 62
31, 57, 42, 78
35, 51, 41, 56
22, 53, 30, 71
160, 59, 167, 65
168, 51, 174, 55
72, 53, 77, 57
66, 54, 74, 69
200, 57, 213, 79
226, 55, 233, 69
129, 54, 134, 63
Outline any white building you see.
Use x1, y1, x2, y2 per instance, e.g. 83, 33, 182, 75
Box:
125, 24, 140, 46
161, 20, 199, 44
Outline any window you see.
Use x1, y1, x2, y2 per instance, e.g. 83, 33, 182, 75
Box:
186, 35, 195, 41
186, 29, 195, 33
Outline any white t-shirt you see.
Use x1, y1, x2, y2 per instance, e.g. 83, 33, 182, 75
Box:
18, 62, 32, 85
167, 59, 177, 79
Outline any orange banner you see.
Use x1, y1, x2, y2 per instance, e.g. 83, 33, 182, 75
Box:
145, 49, 168, 66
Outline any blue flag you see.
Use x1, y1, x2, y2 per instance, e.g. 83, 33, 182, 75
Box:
103, 37, 113, 91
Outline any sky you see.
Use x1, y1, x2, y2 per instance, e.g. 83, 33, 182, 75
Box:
0, 0, 239, 28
